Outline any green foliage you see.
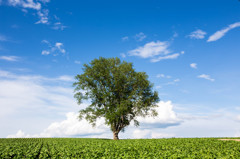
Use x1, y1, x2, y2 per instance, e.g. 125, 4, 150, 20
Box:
1, 138, 240, 158
73, 57, 159, 138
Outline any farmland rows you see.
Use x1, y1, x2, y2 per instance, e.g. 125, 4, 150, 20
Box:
1, 138, 240, 158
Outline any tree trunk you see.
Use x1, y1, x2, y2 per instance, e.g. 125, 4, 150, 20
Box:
113, 131, 119, 140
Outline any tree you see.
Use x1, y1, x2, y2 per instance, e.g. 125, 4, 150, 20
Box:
73, 57, 159, 140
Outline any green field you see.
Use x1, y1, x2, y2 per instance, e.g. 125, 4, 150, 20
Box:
1, 138, 240, 158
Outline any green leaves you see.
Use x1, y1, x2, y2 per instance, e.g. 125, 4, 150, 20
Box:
73, 57, 159, 139
1, 138, 240, 158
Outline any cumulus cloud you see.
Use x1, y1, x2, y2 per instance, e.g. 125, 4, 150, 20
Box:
188, 29, 207, 39
41, 40, 66, 56
40, 112, 108, 137
0, 70, 81, 137
7, 112, 109, 138
132, 101, 183, 138
198, 74, 215, 82
190, 63, 197, 69
135, 32, 146, 41
7, 130, 28, 138
136, 101, 181, 128
207, 22, 240, 42
0, 56, 19, 61
128, 41, 183, 62
6, 97, 181, 138
7, 100, 240, 138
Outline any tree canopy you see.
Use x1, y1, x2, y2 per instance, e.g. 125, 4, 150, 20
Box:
73, 57, 159, 140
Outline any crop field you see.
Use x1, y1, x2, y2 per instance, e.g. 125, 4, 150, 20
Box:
1, 138, 240, 158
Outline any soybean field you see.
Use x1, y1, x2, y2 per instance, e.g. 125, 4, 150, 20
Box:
1, 138, 240, 158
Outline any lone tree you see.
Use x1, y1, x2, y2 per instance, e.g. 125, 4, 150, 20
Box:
73, 57, 159, 140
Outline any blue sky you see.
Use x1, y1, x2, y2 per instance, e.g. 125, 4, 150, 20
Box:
1, 0, 240, 138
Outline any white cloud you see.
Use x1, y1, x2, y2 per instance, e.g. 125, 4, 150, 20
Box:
190, 63, 197, 69
151, 132, 175, 138
7, 112, 109, 138
7, 130, 28, 138
207, 22, 240, 42
55, 42, 66, 54
41, 41, 66, 56
39, 0, 50, 3
198, 74, 215, 82
7, 99, 240, 138
0, 80, 72, 118
162, 79, 180, 86
188, 29, 207, 39
0, 56, 19, 61
41, 39, 50, 44
0, 69, 74, 83
52, 22, 67, 30
132, 129, 150, 139
35, 9, 49, 24
135, 32, 146, 41
156, 76, 180, 89
74, 60, 81, 64
128, 41, 183, 62
57, 75, 74, 82
7, 0, 41, 10
236, 115, 240, 121
40, 112, 108, 137
156, 74, 171, 78
132, 129, 175, 139
0, 70, 81, 137
132, 101, 180, 138
41, 50, 50, 55
156, 74, 165, 78
151, 53, 180, 63
6, 96, 180, 138
4, 0, 64, 29
5, 0, 49, 25
122, 36, 129, 41
129, 41, 169, 58
137, 101, 181, 126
